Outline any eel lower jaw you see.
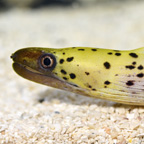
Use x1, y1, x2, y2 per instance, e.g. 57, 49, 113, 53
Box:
15, 63, 43, 75
12, 63, 85, 94
12, 62, 62, 87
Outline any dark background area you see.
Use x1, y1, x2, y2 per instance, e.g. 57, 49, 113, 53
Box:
0, 0, 142, 9
0, 0, 77, 9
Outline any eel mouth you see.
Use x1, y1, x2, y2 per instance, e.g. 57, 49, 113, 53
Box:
13, 62, 42, 75
12, 62, 81, 92
12, 62, 62, 87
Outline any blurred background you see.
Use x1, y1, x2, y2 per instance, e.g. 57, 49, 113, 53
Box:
0, 0, 141, 8
0, 0, 144, 50
1, 0, 144, 143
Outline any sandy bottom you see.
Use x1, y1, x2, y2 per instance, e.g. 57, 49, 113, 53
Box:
1, 1, 144, 143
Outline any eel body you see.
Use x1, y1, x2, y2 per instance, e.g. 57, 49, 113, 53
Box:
11, 47, 144, 105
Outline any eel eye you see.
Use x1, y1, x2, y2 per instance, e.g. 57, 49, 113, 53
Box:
39, 54, 56, 70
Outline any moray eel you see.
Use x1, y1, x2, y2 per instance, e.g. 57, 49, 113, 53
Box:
11, 47, 144, 105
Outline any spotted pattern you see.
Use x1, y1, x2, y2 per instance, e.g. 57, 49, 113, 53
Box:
78, 49, 85, 51
61, 69, 67, 75
107, 52, 113, 55
67, 57, 74, 62
63, 77, 68, 80
59, 59, 64, 64
54, 48, 144, 103
69, 73, 76, 79
132, 62, 136, 65
125, 65, 135, 70
88, 85, 92, 88
129, 53, 138, 58
115, 53, 121, 56
91, 49, 97, 51
126, 80, 134, 86
138, 65, 143, 70
104, 62, 111, 69
137, 73, 144, 78
85, 83, 97, 91
58, 48, 141, 94
85, 72, 90, 75
104, 81, 111, 85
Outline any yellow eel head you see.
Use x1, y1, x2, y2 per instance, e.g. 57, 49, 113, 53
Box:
11, 47, 85, 94
11, 47, 144, 105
